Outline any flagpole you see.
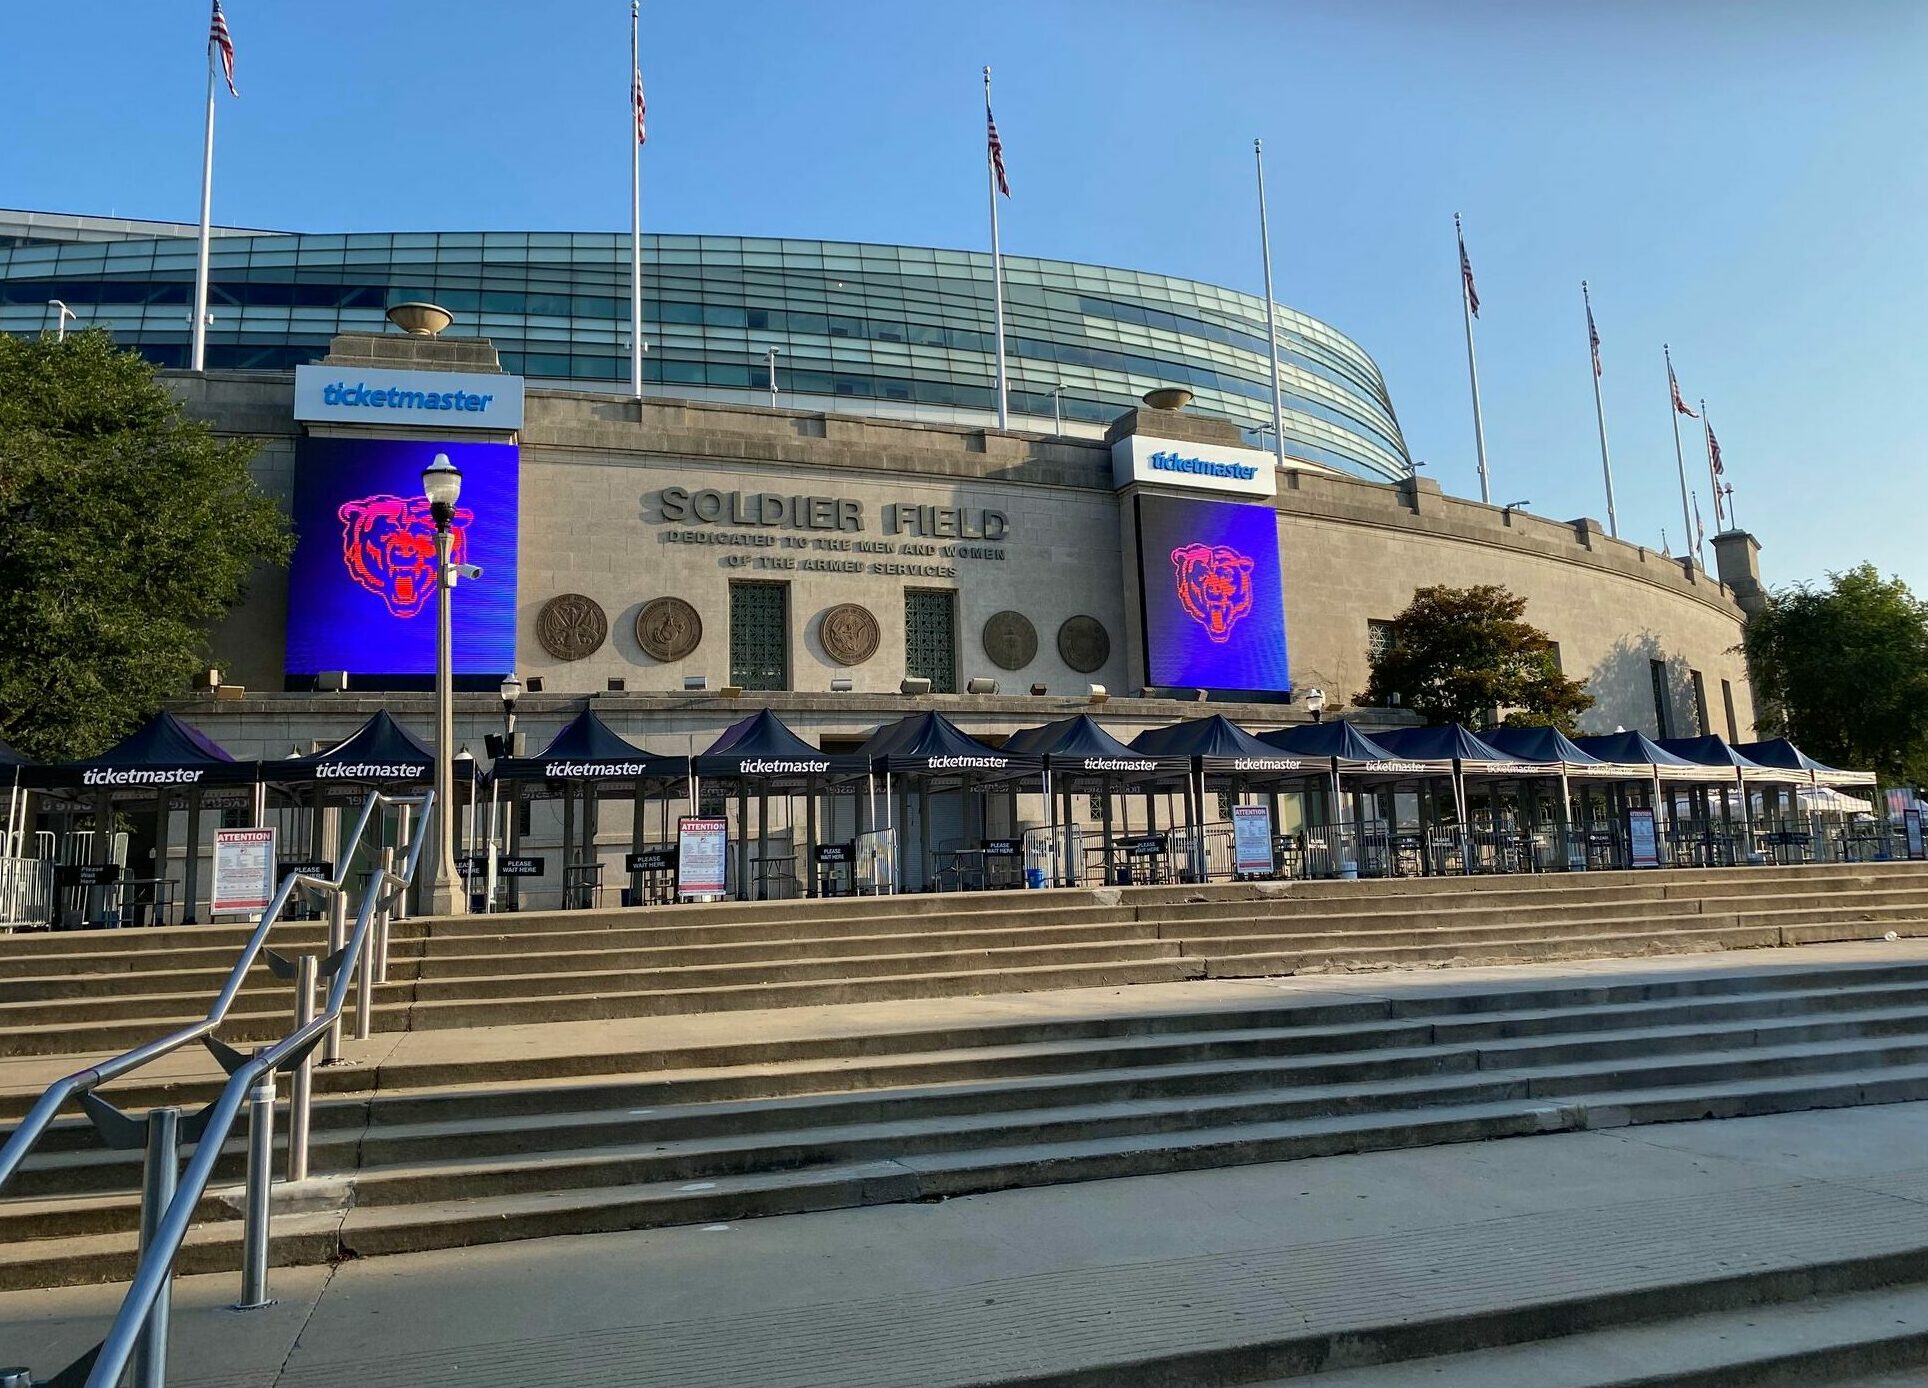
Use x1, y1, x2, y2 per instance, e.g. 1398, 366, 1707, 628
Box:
1254, 139, 1285, 470
1664, 344, 1694, 570
1455, 214, 1491, 504
629, 0, 644, 401
1583, 282, 1618, 538
1725, 482, 1739, 532
1701, 400, 1722, 535
190, 27, 218, 373
984, 66, 1009, 432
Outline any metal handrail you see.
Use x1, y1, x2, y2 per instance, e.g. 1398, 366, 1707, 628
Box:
81, 792, 433, 1388
0, 790, 406, 1194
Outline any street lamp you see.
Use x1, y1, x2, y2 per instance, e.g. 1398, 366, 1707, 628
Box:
1305, 688, 1327, 723
1050, 383, 1067, 434
1502, 498, 1531, 519
766, 346, 780, 408
47, 300, 76, 341
422, 452, 465, 915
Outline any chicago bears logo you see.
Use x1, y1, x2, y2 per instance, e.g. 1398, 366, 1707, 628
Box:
1170, 542, 1255, 644
337, 494, 473, 618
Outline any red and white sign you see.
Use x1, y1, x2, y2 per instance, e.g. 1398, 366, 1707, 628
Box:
212, 826, 277, 915
676, 816, 728, 900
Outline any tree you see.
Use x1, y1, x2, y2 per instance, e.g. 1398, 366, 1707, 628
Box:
0, 330, 291, 761
1743, 563, 1928, 786
1357, 584, 1594, 733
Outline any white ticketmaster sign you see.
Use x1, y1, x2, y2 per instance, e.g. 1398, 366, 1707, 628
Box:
1111, 434, 1278, 499
294, 365, 525, 431
212, 827, 277, 916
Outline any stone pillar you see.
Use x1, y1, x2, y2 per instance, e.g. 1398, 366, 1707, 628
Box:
1712, 531, 1767, 619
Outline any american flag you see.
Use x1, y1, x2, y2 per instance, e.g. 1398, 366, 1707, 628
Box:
210, 0, 237, 98
1669, 363, 1698, 417
1693, 492, 1706, 552
987, 107, 1010, 197
1587, 302, 1602, 378
1458, 227, 1480, 318
1707, 422, 1724, 477
633, 65, 646, 145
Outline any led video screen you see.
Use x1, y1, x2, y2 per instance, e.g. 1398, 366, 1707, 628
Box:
286, 437, 519, 677
1136, 494, 1290, 692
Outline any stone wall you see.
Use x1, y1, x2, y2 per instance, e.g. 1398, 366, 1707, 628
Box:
165, 372, 1759, 741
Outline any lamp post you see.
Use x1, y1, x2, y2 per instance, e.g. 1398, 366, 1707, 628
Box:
1306, 688, 1327, 724
1050, 383, 1066, 434
497, 670, 522, 912
47, 300, 77, 341
422, 453, 465, 915
766, 346, 780, 408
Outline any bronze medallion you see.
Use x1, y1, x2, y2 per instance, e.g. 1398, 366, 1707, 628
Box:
634, 596, 702, 662
819, 603, 881, 666
535, 593, 608, 661
1057, 615, 1111, 674
982, 610, 1038, 672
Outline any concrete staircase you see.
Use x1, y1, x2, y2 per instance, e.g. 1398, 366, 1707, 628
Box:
6, 862, 1928, 1056
10, 948, 1928, 1291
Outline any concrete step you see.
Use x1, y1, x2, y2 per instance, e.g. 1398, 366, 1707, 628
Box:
11, 1062, 1928, 1290
1255, 1283, 1928, 1387
14, 1013, 1928, 1239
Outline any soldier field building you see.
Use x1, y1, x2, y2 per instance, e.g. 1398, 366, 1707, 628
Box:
0, 210, 1770, 902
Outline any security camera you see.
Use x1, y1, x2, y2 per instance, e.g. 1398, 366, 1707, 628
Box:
448, 562, 484, 586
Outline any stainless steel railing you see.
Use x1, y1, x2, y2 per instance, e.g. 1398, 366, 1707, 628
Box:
0, 788, 433, 1388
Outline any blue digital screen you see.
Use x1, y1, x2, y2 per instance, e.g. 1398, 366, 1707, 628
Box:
1137, 495, 1290, 692
286, 438, 519, 676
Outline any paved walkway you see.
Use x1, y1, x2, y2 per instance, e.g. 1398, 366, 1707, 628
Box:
8, 1089, 1928, 1385
7, 937, 1927, 1104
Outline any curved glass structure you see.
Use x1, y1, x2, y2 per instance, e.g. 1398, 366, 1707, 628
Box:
0, 209, 1411, 481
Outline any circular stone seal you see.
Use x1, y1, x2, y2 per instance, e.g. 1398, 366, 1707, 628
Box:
634, 596, 702, 662
536, 593, 608, 662
1056, 615, 1111, 674
982, 611, 1038, 672
819, 603, 881, 666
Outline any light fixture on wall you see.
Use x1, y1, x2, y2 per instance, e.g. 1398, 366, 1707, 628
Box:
829, 677, 854, 693
1029, 682, 1048, 696
1087, 683, 1109, 705
606, 677, 626, 692
1305, 688, 1327, 723
683, 675, 708, 691
900, 676, 933, 696
966, 677, 999, 695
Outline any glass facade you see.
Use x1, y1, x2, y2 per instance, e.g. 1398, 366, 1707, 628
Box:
0, 210, 1412, 481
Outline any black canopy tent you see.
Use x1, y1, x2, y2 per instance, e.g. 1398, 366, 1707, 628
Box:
1360, 725, 1532, 872
1004, 714, 1191, 885
270, 710, 479, 906
695, 709, 869, 899
1128, 715, 1321, 881
490, 707, 686, 909
1733, 738, 1878, 790
1256, 720, 1409, 871
22, 712, 262, 924
1659, 735, 1808, 858
857, 711, 1042, 891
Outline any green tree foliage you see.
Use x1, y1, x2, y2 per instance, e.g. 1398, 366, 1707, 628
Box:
1743, 564, 1928, 785
0, 330, 291, 760
1358, 584, 1595, 733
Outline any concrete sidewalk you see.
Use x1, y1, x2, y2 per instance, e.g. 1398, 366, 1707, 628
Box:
8, 936, 1928, 1105
10, 1091, 1928, 1385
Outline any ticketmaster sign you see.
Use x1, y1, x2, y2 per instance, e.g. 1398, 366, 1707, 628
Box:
1111, 433, 1277, 499
294, 365, 525, 430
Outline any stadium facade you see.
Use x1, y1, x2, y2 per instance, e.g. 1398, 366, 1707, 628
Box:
1, 208, 1771, 903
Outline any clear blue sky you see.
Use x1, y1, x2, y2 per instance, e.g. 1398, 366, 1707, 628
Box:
5, 0, 1921, 595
